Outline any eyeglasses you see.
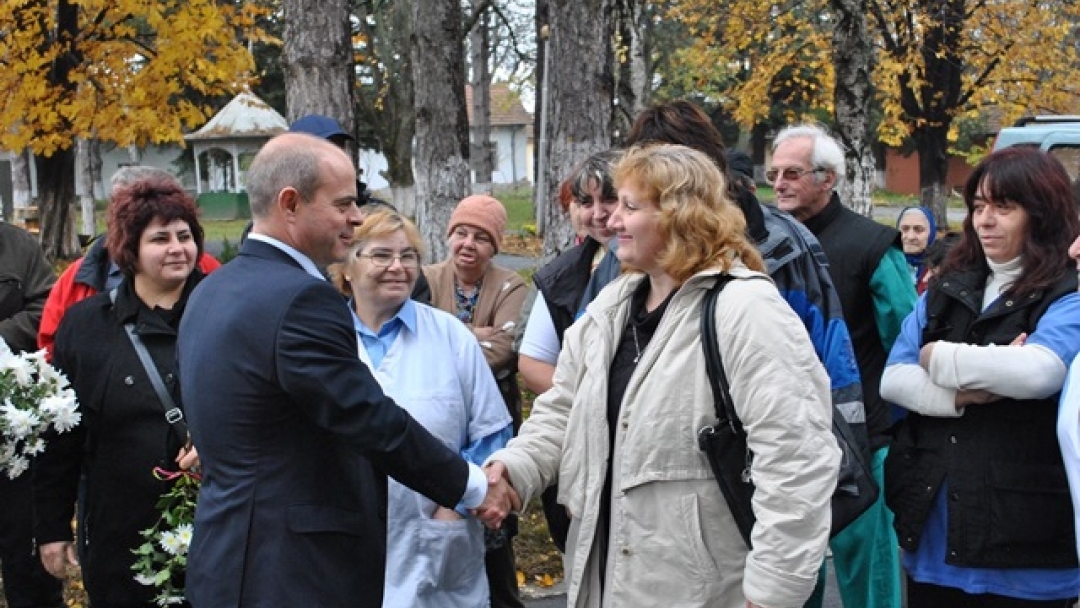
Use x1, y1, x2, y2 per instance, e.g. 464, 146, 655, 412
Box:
358, 251, 420, 269
764, 167, 826, 182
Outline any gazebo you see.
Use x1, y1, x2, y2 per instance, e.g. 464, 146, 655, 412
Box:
184, 91, 287, 218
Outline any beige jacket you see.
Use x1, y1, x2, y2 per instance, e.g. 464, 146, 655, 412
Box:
489, 265, 839, 608
424, 260, 528, 376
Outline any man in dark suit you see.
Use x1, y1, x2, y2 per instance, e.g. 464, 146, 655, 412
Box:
177, 133, 517, 608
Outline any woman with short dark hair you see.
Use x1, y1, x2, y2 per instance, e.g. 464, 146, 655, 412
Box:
883, 147, 1080, 606
34, 175, 208, 607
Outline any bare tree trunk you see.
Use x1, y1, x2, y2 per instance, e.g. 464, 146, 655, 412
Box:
37, 150, 80, 259
76, 138, 96, 236
533, 0, 548, 186
538, 0, 615, 256
283, 0, 355, 138
831, 0, 875, 217
469, 3, 495, 192
915, 127, 951, 230
612, 0, 650, 140
412, 0, 471, 262
37, 0, 81, 259
11, 151, 33, 210
355, 0, 415, 210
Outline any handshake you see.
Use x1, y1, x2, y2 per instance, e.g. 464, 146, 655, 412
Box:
471, 461, 521, 529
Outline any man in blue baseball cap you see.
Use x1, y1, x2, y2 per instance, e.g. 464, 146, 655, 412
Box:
289, 114, 354, 147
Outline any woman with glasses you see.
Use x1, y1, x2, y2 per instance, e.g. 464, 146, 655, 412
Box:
424, 194, 529, 608
331, 210, 512, 608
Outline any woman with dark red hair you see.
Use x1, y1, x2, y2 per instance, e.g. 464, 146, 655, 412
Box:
883, 147, 1080, 607
33, 175, 207, 607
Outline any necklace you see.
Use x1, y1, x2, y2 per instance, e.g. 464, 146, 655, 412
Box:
631, 324, 642, 364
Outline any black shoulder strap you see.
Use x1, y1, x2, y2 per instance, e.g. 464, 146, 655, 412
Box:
700, 275, 742, 434
110, 288, 190, 445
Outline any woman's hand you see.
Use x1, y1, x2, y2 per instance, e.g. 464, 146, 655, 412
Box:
432, 506, 464, 521
176, 444, 199, 471
918, 341, 936, 370
39, 541, 77, 579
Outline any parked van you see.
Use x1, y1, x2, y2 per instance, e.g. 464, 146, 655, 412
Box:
992, 116, 1080, 179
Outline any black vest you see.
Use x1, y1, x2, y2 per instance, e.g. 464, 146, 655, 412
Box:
532, 237, 602, 345
886, 268, 1079, 568
804, 194, 899, 447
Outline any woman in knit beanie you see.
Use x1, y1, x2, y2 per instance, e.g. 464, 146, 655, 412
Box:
422, 193, 528, 608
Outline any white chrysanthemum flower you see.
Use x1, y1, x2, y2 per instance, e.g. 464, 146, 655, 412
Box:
2, 400, 39, 439
40, 395, 81, 433
135, 573, 157, 587
6, 455, 28, 480
24, 438, 46, 456
173, 523, 193, 555
158, 594, 186, 606
159, 530, 184, 556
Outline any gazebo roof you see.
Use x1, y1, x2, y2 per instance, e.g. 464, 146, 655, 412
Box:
185, 92, 288, 141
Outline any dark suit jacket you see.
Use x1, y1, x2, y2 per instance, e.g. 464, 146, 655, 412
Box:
177, 239, 471, 608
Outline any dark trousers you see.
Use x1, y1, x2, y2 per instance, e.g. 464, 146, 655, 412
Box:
486, 515, 523, 608
908, 579, 1077, 608
0, 472, 64, 608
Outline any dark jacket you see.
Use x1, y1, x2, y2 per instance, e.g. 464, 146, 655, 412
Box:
759, 202, 868, 453
34, 274, 201, 606
0, 222, 55, 353
886, 268, 1079, 568
803, 193, 900, 448
532, 237, 603, 344
177, 239, 471, 608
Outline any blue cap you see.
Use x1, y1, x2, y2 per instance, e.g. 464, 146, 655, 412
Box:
289, 115, 354, 142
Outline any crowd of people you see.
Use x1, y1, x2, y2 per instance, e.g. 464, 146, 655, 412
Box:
1, 103, 1079, 608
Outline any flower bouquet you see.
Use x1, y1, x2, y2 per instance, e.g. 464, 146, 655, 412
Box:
132, 468, 200, 607
0, 339, 81, 479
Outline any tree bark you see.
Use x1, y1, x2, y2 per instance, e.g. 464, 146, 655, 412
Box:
831, 0, 875, 217
355, 0, 415, 207
469, 3, 495, 191
412, 0, 471, 262
282, 0, 355, 139
76, 138, 96, 236
612, 0, 651, 140
914, 126, 951, 229
538, 0, 615, 256
37, 150, 79, 259
37, 0, 81, 260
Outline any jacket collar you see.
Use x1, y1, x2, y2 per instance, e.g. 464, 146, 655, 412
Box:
75, 235, 110, 290
110, 271, 203, 334
800, 192, 844, 235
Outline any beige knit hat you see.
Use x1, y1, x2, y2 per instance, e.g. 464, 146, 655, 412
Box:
447, 195, 508, 253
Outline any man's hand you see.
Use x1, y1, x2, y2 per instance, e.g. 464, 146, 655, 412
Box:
39, 540, 77, 579
473, 461, 521, 529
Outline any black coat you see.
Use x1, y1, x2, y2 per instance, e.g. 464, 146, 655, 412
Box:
34, 274, 201, 607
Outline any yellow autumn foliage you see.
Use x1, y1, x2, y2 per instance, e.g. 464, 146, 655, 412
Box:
661, 0, 1080, 154
0, 0, 269, 156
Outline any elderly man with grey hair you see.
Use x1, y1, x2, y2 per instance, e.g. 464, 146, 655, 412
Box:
770, 124, 915, 608
37, 165, 221, 358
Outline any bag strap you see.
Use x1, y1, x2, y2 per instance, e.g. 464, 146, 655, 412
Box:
110, 288, 190, 446
700, 275, 742, 435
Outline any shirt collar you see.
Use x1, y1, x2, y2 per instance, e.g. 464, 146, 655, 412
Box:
351, 298, 418, 337
248, 233, 325, 281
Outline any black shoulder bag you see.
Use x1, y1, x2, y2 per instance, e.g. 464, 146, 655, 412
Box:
696, 275, 879, 548
110, 288, 190, 446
